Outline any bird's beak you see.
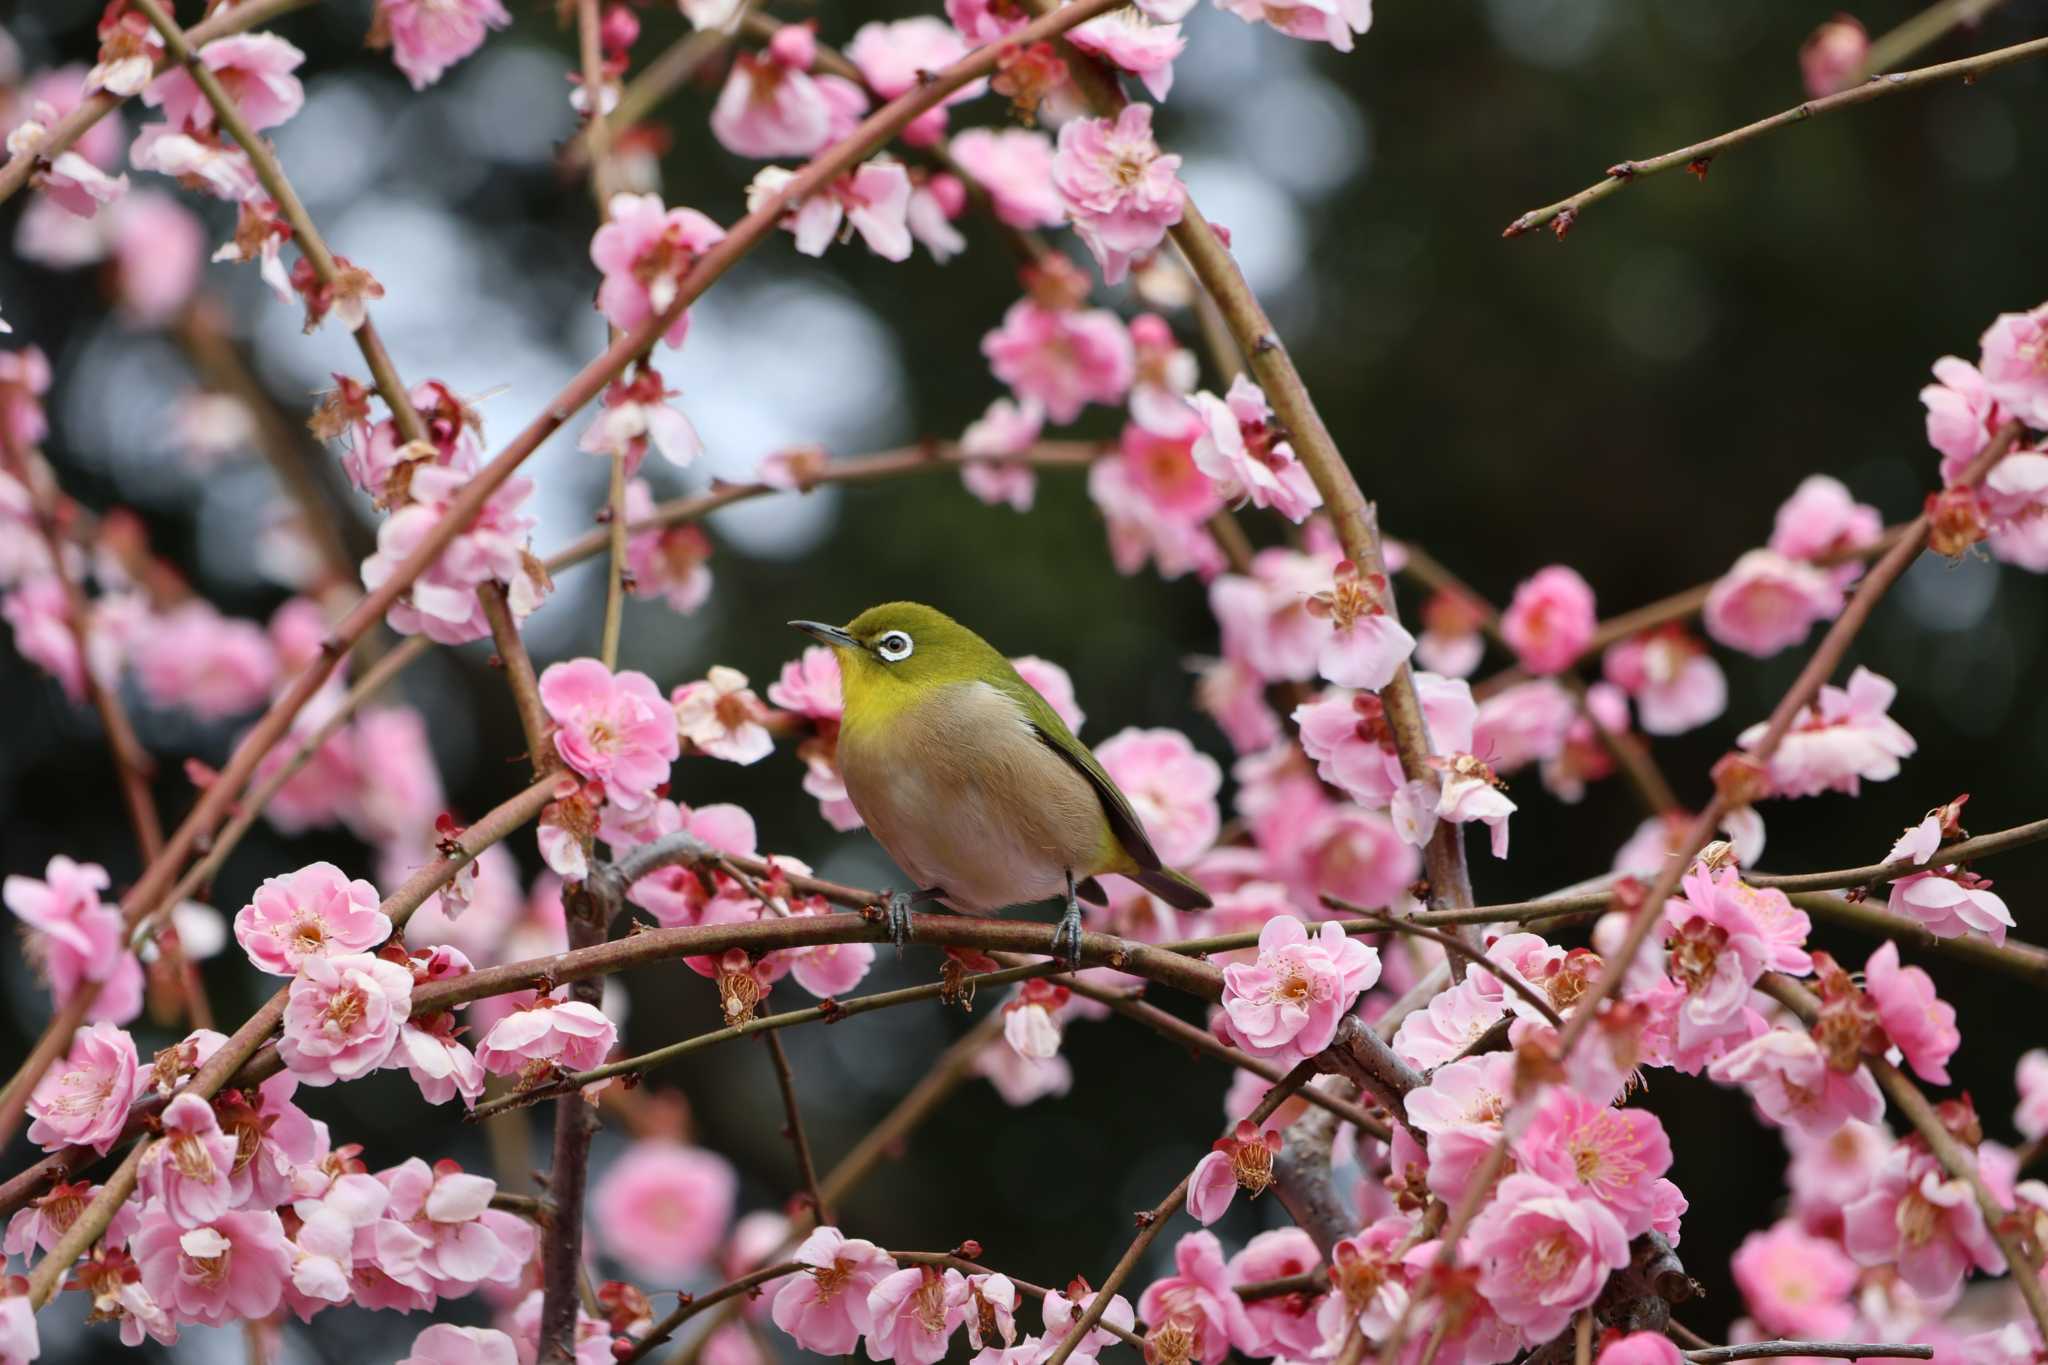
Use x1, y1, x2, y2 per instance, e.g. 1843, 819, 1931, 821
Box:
789, 620, 860, 650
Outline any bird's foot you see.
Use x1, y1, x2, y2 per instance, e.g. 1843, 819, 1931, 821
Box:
1051, 897, 1085, 971
883, 890, 918, 955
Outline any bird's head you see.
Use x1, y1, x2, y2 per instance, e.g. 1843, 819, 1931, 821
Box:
789, 603, 1000, 716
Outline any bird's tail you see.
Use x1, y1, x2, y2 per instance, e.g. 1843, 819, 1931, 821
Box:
1130, 866, 1212, 911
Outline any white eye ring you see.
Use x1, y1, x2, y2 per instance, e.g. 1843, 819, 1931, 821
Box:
876, 630, 914, 662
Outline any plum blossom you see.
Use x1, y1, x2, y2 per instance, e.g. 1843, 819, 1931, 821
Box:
949, 128, 1064, 228
0, 1283, 33, 1364
1002, 979, 1068, 1060
1090, 446, 1226, 582
773, 1227, 898, 1354
673, 666, 776, 764
1514, 1089, 1673, 1239
1190, 376, 1322, 522
2017, 1050, 2048, 1141
288, 1170, 398, 1307
1500, 565, 1595, 674
845, 19, 980, 146
1602, 627, 1726, 735
360, 466, 547, 645
1217, 917, 1380, 1064
26, 1021, 140, 1155
143, 34, 306, 134
1069, 9, 1185, 102
5, 854, 144, 1025
399, 1325, 520, 1365
1041, 1281, 1136, 1358
1888, 866, 2013, 944
1922, 356, 2010, 484
1844, 1142, 2007, 1296
1731, 1221, 1858, 1338
975, 1041, 1073, 1106
1709, 1028, 1884, 1138
1187, 1121, 1283, 1225
580, 366, 704, 475
1405, 1052, 1515, 1197
1978, 302, 2048, 428
958, 396, 1043, 512
1215, 0, 1372, 52
373, 0, 511, 90
1227, 1229, 1325, 1358
540, 659, 679, 810
1392, 753, 1517, 859
1303, 560, 1415, 690
131, 602, 278, 720
1799, 14, 1868, 95
475, 995, 616, 1077
233, 862, 390, 976
1738, 666, 1915, 798
1863, 940, 1960, 1084
1768, 474, 1883, 586
1703, 549, 1843, 657
1467, 1172, 1631, 1342
1094, 727, 1221, 865
277, 951, 414, 1086
591, 193, 727, 348
398, 1008, 485, 1110
2, 576, 82, 699
1979, 450, 2048, 570
1051, 104, 1185, 285
963, 1273, 1018, 1351
134, 1208, 293, 1328
1135, 1231, 1250, 1365
623, 480, 714, 613
1597, 1334, 1683, 1365
866, 1265, 967, 1365
747, 159, 913, 262
1012, 655, 1085, 734
592, 1141, 737, 1283
983, 298, 1134, 424
1114, 406, 1222, 527
382, 1158, 533, 1297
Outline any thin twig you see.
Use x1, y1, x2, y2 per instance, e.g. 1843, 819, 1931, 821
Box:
1747, 815, 2048, 892
1685, 1342, 1933, 1362
1320, 901, 1564, 1027
1856, 0, 2009, 81
762, 1033, 830, 1224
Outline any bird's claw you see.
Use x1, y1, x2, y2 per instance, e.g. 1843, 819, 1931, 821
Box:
884, 890, 917, 956
1051, 899, 1084, 971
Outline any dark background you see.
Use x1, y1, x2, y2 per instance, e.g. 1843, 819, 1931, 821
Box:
3, 0, 2046, 1358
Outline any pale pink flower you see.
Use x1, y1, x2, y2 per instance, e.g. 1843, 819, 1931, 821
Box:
845, 18, 980, 145
974, 1041, 1073, 1105
1596, 1334, 1683, 1365
580, 366, 703, 475
287, 1169, 396, 1307
399, 1325, 521, 1365
866, 1265, 967, 1365
1769, 474, 1882, 587
1799, 14, 1868, 96
983, 298, 1134, 424
962, 1273, 1018, 1350
1980, 450, 2048, 571
1391, 969, 1507, 1069
351, 705, 446, 845
783, 900, 876, 995
475, 995, 616, 1076
361, 464, 544, 642
947, 0, 1031, 42
0, 1285, 33, 1365
1709, 1028, 1884, 1137
1500, 565, 1595, 674
1471, 678, 1574, 776
1303, 560, 1415, 691
1002, 980, 1066, 1060
1189, 376, 1321, 523
1051, 104, 1185, 285
1785, 1118, 1891, 1219
768, 646, 844, 722
592, 1141, 737, 1283
1888, 866, 2013, 944
1663, 863, 1773, 1044
1090, 455, 1226, 581
507, 1288, 612, 1365
1392, 754, 1517, 860
1405, 1053, 1515, 1199
143, 34, 306, 133
1844, 1143, 2006, 1296
233, 862, 390, 976
277, 951, 413, 1086
1738, 665, 1915, 798
1863, 940, 1959, 1084
959, 395, 1044, 511
997, 659, 1080, 739
673, 665, 776, 764
132, 601, 278, 719
1, 576, 83, 700
749, 159, 913, 262
33, 148, 129, 218
1922, 356, 2010, 484
1312, 1220, 1410, 1347
591, 193, 727, 348
1135, 1232, 1251, 1365
1978, 302, 2048, 429
1703, 548, 1844, 657
376, 0, 511, 90
2017, 1050, 2048, 1141
539, 659, 679, 810
134, 1207, 292, 1327
623, 480, 714, 614
108, 191, 203, 325
399, 1009, 485, 1109
1467, 1172, 1630, 1341
1069, 10, 1185, 101
382, 1158, 533, 1296
1094, 727, 1221, 865
1227, 1228, 1324, 1358
1215, 0, 1372, 52
1602, 628, 1726, 735
26, 1021, 139, 1155
771, 1228, 897, 1354
1731, 1220, 1857, 1338
1041, 1281, 1137, 1357
128, 124, 259, 200
710, 25, 853, 159
1218, 916, 1379, 1064
5, 854, 143, 1025
907, 172, 967, 262
1514, 1089, 1673, 1238
949, 128, 1064, 228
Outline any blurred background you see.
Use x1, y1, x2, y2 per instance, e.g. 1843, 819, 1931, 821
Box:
4, 0, 2048, 1358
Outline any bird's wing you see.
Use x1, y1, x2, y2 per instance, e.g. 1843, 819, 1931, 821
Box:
991, 671, 1163, 873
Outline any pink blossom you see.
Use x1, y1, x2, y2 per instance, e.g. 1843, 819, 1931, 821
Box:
1467, 1171, 1630, 1341
1703, 549, 1844, 657
949, 128, 1064, 228
337, 377, 483, 500
1405, 1053, 1515, 1199
1136, 1232, 1252, 1365
399, 1325, 520, 1365
539, 659, 679, 811
0, 1283, 33, 1365
1190, 376, 1322, 523
1313, 1220, 1410, 1347
382, 1158, 533, 1296
26, 1021, 139, 1155
1012, 655, 1085, 734
1978, 302, 2048, 429
1785, 1118, 1890, 1220
0, 346, 52, 451
277, 951, 414, 1086
233, 862, 390, 976
1738, 666, 1915, 798
1093, 727, 1221, 866
134, 1207, 292, 1328
1090, 453, 1226, 581
673, 665, 776, 764
1500, 565, 1595, 674
1922, 356, 2010, 484
783, 900, 876, 996
770, 1230, 895, 1356
1050, 104, 1185, 285
1, 576, 83, 701
710, 27, 858, 160
1392, 754, 1517, 860
1069, 10, 1184, 102
962, 1273, 1018, 1351
399, 1009, 484, 1109
1214, 0, 1373, 52
581, 366, 704, 475
128, 124, 259, 200
1218, 916, 1380, 1064
1663, 863, 1774, 1043
750, 159, 913, 262
360, 466, 547, 645
1391, 970, 1507, 1069
352, 705, 446, 845
768, 646, 844, 723
132, 601, 278, 719
2017, 1050, 2048, 1141
1003, 979, 1067, 1059
1302, 560, 1415, 690
5, 855, 143, 1025
1844, 1142, 2007, 1296
33, 148, 128, 217
1227, 1228, 1324, 1358
507, 1288, 612, 1365
1863, 940, 1959, 1084
110, 191, 204, 325
866, 1265, 967, 1365
1888, 866, 2014, 944
1514, 1089, 1673, 1238
974, 1040, 1073, 1105
592, 1141, 737, 1283
1041, 1281, 1136, 1357
959, 395, 1044, 510
846, 18, 980, 145
1473, 678, 1575, 774
947, 0, 1031, 42
1730, 1220, 1857, 1338
1768, 474, 1882, 586
1980, 450, 2048, 570
591, 193, 727, 348
475, 995, 616, 1077
1597, 1334, 1683, 1365
143, 34, 306, 133
374, 0, 509, 89
623, 481, 714, 614
286, 1169, 398, 1308
1799, 14, 1868, 96
1602, 628, 1726, 735
1709, 1028, 1884, 1137
983, 299, 1134, 424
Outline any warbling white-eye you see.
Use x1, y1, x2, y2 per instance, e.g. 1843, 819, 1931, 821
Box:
790, 603, 1212, 964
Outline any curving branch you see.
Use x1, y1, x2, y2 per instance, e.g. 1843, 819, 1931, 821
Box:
1685, 1345, 1932, 1363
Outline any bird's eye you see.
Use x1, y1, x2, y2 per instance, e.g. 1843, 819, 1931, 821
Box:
876, 630, 914, 662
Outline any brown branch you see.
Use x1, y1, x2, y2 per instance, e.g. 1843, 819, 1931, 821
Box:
1271, 1091, 1356, 1256
1322, 900, 1564, 1027
618, 1261, 806, 1364
1747, 815, 2048, 892
761, 1032, 829, 1222
1504, 36, 2048, 237
562, 22, 741, 173
539, 880, 608, 1362
1685, 1345, 1932, 1363
1856, 0, 2010, 81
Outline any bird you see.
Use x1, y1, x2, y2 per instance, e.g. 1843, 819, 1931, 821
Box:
790, 603, 1211, 964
